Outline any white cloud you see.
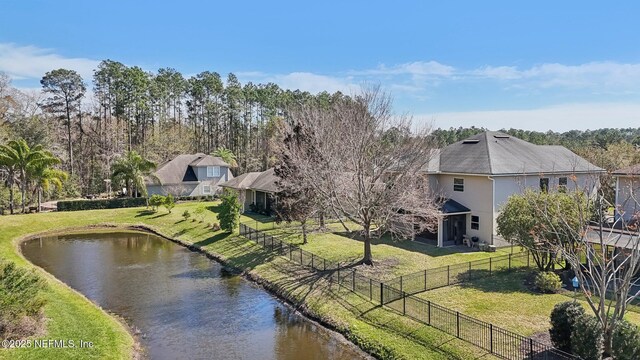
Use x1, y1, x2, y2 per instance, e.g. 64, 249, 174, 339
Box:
352, 60, 455, 77
238, 71, 357, 94
415, 102, 640, 132
0, 43, 99, 81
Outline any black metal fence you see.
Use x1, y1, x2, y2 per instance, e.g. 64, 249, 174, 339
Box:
384, 251, 532, 295
238, 223, 576, 360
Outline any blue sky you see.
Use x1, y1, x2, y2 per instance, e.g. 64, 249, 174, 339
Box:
1, 1, 640, 131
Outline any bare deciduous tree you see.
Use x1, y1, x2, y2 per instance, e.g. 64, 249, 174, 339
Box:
278, 87, 440, 265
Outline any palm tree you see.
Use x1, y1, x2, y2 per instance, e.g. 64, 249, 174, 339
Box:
111, 151, 156, 197
0, 139, 55, 213
31, 165, 68, 212
212, 147, 238, 170
0, 144, 17, 214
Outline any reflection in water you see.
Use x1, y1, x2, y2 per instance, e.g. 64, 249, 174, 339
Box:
22, 231, 364, 360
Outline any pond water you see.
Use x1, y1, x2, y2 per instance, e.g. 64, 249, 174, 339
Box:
21, 231, 365, 360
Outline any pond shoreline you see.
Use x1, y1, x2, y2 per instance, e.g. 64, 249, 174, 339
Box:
16, 224, 373, 360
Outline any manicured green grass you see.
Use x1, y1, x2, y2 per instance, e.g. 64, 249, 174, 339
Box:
1, 202, 498, 360
245, 217, 522, 281
415, 269, 640, 336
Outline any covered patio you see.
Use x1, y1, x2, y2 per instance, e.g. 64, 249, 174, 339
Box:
415, 199, 471, 247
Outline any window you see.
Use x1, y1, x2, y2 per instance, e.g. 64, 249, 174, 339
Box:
540, 178, 549, 193
558, 177, 568, 192
453, 178, 464, 192
471, 215, 479, 230
203, 185, 211, 194
207, 166, 220, 177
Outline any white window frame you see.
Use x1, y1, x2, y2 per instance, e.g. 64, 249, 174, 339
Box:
207, 166, 220, 177
203, 185, 212, 194
453, 178, 464, 192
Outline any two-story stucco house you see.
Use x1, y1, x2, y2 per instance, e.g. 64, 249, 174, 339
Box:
422, 131, 604, 247
614, 164, 640, 223
146, 153, 233, 197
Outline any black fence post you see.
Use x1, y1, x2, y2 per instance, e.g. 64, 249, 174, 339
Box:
527, 250, 530, 268
380, 282, 384, 306
529, 338, 534, 359
300, 248, 303, 264
323, 259, 326, 271
456, 311, 460, 338
337, 264, 340, 286
402, 292, 406, 315
369, 278, 373, 301
447, 265, 450, 286
400, 276, 403, 294
424, 269, 427, 291
289, 245, 292, 260
427, 300, 431, 324
311, 253, 314, 269
489, 324, 493, 354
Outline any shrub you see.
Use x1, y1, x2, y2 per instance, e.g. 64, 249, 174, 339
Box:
549, 301, 585, 352
163, 194, 175, 213
57, 197, 147, 211
182, 210, 191, 221
219, 192, 241, 233
534, 271, 562, 293
571, 314, 604, 360
193, 205, 206, 223
0, 261, 47, 339
148, 195, 164, 212
211, 223, 221, 231
612, 319, 640, 360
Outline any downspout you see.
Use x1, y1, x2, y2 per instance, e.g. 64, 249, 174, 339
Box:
614, 175, 619, 221
489, 176, 495, 245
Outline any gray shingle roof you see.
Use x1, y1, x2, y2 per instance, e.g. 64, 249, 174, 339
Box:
219, 168, 279, 193
152, 154, 229, 185
432, 131, 603, 175
614, 164, 640, 176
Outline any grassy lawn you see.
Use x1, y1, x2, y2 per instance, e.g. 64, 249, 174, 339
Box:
415, 269, 640, 337
241, 215, 522, 281
0, 202, 499, 360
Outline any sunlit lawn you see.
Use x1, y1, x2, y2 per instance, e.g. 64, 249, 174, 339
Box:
241, 214, 522, 281
0, 202, 496, 360
415, 269, 640, 336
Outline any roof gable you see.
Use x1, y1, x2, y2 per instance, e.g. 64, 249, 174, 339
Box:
152, 153, 229, 184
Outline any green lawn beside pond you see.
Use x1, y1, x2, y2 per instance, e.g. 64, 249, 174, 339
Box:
1, 202, 497, 360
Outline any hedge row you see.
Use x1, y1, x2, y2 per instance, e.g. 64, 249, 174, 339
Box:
57, 197, 148, 211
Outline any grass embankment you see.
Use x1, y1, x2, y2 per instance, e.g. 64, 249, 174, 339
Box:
244, 217, 521, 280
1, 202, 496, 360
415, 269, 640, 336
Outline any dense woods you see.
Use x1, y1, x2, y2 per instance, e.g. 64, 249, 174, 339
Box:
0, 61, 639, 212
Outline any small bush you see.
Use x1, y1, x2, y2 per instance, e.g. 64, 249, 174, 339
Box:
193, 205, 206, 223
182, 210, 191, 221
0, 261, 47, 339
148, 195, 164, 212
211, 223, 221, 231
57, 197, 147, 211
549, 301, 585, 352
534, 271, 562, 293
612, 319, 640, 360
571, 314, 604, 360
163, 194, 175, 213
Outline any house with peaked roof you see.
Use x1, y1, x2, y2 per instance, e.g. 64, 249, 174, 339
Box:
146, 153, 233, 197
422, 131, 604, 247
613, 164, 640, 223
219, 168, 279, 213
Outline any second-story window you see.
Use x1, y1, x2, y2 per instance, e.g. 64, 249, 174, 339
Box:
453, 178, 464, 192
207, 166, 220, 177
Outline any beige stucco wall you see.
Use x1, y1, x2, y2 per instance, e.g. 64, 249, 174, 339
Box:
430, 172, 599, 246
616, 176, 640, 221
432, 174, 494, 245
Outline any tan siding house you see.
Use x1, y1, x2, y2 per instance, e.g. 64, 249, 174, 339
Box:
614, 165, 640, 223
424, 132, 603, 247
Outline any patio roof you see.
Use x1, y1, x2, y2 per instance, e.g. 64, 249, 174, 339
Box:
441, 199, 471, 214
